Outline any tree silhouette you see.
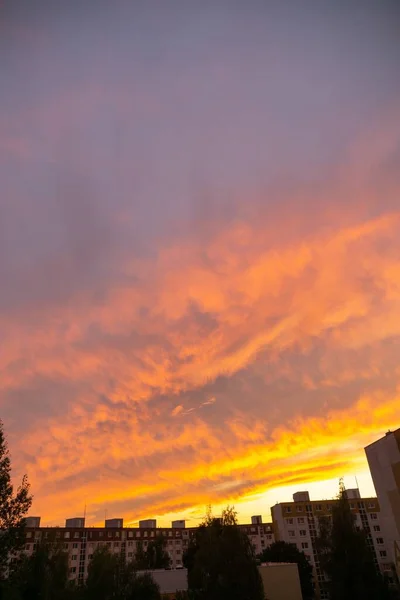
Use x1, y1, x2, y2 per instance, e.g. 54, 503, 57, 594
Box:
316, 480, 391, 600
135, 536, 171, 570
183, 506, 264, 600
0, 420, 32, 589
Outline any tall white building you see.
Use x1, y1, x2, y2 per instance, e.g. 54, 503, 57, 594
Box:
365, 427, 400, 580
271, 490, 391, 599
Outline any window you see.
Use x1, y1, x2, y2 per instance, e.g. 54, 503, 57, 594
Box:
301, 542, 309, 549
115, 532, 120, 538
358, 502, 365, 509
128, 552, 133, 558
150, 531, 155, 537
306, 504, 312, 512
299, 530, 307, 537
380, 551, 387, 558
368, 502, 376, 509
316, 504, 322, 511
168, 531, 172, 537
144, 531, 148, 537
288, 531, 295, 538
88, 554, 93, 559
376, 538, 384, 545
128, 541, 133, 547
72, 543, 78, 549
285, 507, 292, 513
267, 534, 272, 540
64, 532, 70, 539
287, 518, 294, 525
296, 506, 303, 512
128, 532, 133, 538
99, 532, 103, 538
74, 532, 79, 539
72, 555, 77, 561
114, 542, 119, 548
26, 532, 32, 539
64, 544, 69, 550
136, 532, 141, 538
298, 518, 305, 524
373, 525, 381, 532
25, 544, 31, 550
108, 532, 112, 538
350, 503, 355, 510
69, 567, 76, 574
370, 513, 377, 520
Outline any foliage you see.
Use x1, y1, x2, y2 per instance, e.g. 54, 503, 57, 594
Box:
258, 540, 314, 599
135, 536, 171, 570
16, 542, 68, 600
85, 545, 121, 600
126, 572, 161, 600
183, 506, 264, 600
315, 480, 391, 600
85, 545, 161, 600
0, 420, 32, 591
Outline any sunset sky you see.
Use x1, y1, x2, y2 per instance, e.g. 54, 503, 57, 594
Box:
1, 0, 400, 527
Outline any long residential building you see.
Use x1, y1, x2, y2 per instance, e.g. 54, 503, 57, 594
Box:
23, 486, 395, 596
23, 516, 276, 585
271, 489, 393, 599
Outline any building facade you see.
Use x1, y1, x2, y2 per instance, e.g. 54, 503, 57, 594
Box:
23, 516, 276, 585
271, 490, 392, 599
365, 427, 400, 580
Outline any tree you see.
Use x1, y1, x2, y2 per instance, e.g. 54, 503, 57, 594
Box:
126, 572, 161, 600
85, 546, 120, 600
183, 506, 264, 600
9, 540, 72, 600
0, 420, 32, 585
315, 480, 391, 600
135, 536, 171, 570
258, 541, 314, 599
84, 545, 161, 600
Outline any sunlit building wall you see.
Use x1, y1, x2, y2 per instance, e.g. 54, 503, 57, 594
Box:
365, 427, 400, 580
271, 490, 391, 599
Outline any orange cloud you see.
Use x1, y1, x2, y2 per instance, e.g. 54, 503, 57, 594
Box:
1, 108, 400, 525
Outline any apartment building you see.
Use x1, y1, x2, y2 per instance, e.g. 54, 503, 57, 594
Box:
365, 428, 400, 580
23, 515, 275, 584
271, 490, 391, 599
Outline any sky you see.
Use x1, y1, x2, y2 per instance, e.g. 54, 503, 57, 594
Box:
1, 0, 400, 527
